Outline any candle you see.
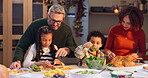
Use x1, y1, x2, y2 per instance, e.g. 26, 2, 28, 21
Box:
114, 9, 119, 13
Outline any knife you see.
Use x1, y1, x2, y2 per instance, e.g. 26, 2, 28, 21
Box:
54, 45, 62, 60
54, 45, 65, 66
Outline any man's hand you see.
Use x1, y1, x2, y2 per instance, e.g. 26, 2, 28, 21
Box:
55, 47, 70, 57
35, 60, 52, 67
10, 60, 21, 69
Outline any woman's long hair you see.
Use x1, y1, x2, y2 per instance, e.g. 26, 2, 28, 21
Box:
118, 6, 144, 31
35, 26, 55, 61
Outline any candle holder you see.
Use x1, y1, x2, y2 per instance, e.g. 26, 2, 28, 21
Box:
114, 9, 119, 13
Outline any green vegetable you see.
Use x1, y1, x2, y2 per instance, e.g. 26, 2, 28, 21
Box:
85, 56, 105, 69
91, 47, 97, 51
30, 64, 41, 72
76, 70, 97, 74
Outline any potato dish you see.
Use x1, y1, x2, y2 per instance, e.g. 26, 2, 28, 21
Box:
43, 68, 65, 77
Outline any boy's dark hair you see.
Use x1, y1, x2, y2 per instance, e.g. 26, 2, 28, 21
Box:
87, 31, 105, 44
35, 26, 55, 61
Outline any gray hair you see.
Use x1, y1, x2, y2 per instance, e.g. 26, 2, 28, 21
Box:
48, 4, 65, 16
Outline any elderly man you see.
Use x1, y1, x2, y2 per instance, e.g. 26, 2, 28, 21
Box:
10, 4, 76, 69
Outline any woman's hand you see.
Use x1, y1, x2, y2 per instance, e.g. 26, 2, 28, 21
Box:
107, 52, 116, 59
131, 53, 139, 61
10, 60, 21, 69
131, 53, 139, 59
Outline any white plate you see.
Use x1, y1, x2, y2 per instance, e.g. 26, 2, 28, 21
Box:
107, 63, 143, 71
136, 69, 148, 73
69, 69, 102, 78
9, 68, 29, 78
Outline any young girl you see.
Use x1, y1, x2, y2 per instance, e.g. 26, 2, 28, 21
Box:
23, 26, 58, 68
74, 31, 105, 65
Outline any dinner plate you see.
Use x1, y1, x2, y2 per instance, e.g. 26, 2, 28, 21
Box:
9, 68, 29, 78
107, 63, 144, 71
143, 69, 148, 72
136, 68, 148, 73
29, 65, 77, 75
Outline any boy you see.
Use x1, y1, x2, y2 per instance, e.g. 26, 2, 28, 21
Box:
74, 31, 105, 66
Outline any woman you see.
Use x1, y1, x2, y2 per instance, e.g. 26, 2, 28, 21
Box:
104, 6, 146, 60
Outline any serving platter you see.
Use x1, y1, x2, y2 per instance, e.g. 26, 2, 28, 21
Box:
107, 63, 144, 71
29, 65, 77, 74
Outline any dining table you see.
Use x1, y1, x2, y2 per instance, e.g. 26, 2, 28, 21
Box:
9, 64, 148, 78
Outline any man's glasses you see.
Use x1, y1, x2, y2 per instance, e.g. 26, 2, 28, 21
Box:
48, 16, 63, 25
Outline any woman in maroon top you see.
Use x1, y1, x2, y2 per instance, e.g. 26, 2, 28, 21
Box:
104, 6, 146, 60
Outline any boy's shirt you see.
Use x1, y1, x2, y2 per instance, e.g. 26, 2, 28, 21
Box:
74, 45, 104, 59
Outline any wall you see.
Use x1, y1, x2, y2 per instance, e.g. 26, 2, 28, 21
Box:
65, 0, 89, 45
66, 0, 148, 46
89, 0, 140, 7
89, 14, 118, 35
143, 15, 148, 42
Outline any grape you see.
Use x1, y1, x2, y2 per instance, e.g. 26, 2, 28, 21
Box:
53, 75, 59, 78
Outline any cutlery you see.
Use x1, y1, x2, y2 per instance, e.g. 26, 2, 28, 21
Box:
54, 45, 65, 66
54, 45, 62, 60
98, 67, 106, 74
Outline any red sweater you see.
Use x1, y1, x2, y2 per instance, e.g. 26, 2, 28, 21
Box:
104, 25, 146, 57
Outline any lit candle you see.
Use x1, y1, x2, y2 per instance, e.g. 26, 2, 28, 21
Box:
114, 9, 119, 13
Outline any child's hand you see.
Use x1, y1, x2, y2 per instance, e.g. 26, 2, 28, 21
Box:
83, 42, 93, 48
10, 60, 21, 69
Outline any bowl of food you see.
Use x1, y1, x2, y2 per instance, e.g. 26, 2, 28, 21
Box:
143, 61, 148, 64
85, 56, 106, 69
69, 69, 101, 78
110, 71, 133, 78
